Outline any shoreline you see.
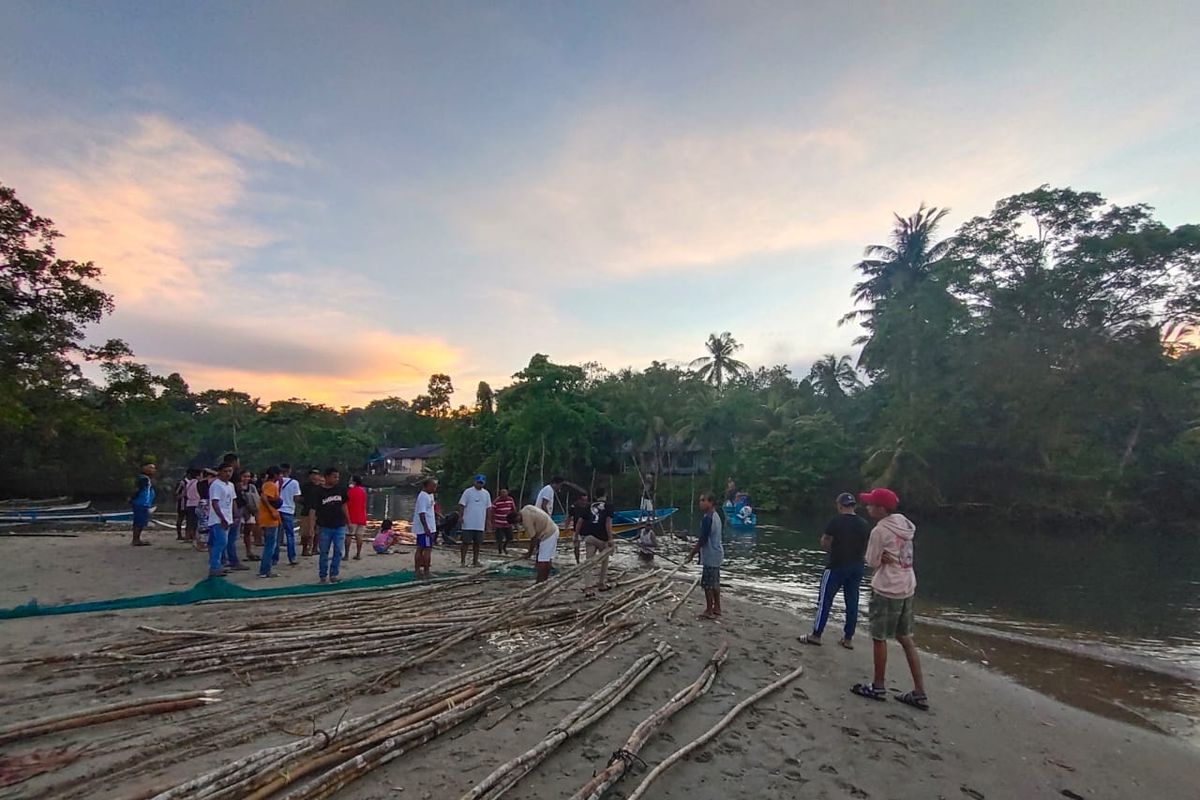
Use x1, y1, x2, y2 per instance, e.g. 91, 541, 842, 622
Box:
0, 528, 1198, 799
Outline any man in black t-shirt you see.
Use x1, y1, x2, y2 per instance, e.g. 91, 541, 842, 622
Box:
580, 488, 615, 591
569, 493, 589, 564
802, 492, 870, 648
313, 467, 349, 584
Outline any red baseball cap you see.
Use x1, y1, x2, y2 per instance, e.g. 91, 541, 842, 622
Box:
858, 488, 899, 511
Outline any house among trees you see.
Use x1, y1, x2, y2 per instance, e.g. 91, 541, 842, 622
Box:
366, 444, 445, 475
620, 436, 712, 476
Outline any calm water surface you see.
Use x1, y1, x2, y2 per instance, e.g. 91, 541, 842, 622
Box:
369, 489, 1200, 743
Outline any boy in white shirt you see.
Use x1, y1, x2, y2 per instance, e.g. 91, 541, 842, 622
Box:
412, 478, 438, 578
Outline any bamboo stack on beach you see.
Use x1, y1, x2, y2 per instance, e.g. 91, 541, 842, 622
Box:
0, 537, 1196, 800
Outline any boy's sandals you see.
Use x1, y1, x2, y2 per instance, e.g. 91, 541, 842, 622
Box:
851, 683, 887, 701
896, 691, 930, 711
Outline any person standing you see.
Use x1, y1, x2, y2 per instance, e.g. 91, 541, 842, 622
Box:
183, 468, 201, 543
276, 463, 301, 566
690, 492, 724, 620
172, 472, 187, 541
412, 477, 438, 578
580, 487, 615, 591
520, 503, 559, 583
195, 468, 215, 552
536, 476, 563, 516
130, 462, 156, 547
257, 466, 283, 578
238, 470, 261, 562
851, 488, 928, 710
299, 468, 324, 557
491, 487, 517, 555
569, 492, 589, 564
207, 463, 238, 577
344, 475, 368, 561
802, 492, 871, 648
457, 474, 492, 567
221, 458, 248, 571
314, 467, 349, 584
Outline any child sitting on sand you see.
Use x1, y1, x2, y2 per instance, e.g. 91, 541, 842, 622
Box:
372, 520, 400, 554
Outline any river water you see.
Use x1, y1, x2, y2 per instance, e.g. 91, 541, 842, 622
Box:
369, 489, 1200, 745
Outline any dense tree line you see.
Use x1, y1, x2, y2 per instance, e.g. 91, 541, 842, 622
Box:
2, 183, 1197, 525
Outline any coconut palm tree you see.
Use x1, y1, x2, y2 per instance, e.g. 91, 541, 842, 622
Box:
807, 354, 862, 400
689, 332, 750, 389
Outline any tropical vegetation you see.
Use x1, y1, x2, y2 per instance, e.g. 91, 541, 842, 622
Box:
2, 182, 1198, 526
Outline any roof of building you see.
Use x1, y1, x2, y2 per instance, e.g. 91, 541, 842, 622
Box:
368, 443, 445, 462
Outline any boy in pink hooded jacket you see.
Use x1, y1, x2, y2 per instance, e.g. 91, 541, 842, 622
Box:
851, 488, 929, 710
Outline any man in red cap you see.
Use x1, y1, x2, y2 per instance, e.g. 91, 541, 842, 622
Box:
850, 487, 928, 710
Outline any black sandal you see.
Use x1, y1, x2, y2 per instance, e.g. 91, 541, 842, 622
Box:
895, 691, 929, 710
851, 682, 887, 701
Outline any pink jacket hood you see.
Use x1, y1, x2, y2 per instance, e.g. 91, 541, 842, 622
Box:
866, 513, 917, 599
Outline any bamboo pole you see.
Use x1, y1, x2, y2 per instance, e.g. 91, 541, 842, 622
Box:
667, 574, 702, 620
0, 689, 221, 745
623, 663, 806, 800
569, 642, 729, 800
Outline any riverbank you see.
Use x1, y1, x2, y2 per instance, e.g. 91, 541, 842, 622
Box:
0, 528, 1197, 799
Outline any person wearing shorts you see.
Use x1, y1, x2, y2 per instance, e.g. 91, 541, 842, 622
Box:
491, 487, 517, 555
520, 504, 559, 583
412, 478, 437, 578
690, 492, 724, 619
373, 520, 398, 554
851, 487, 929, 711
130, 462, 156, 547
457, 474, 492, 567
345, 474, 368, 561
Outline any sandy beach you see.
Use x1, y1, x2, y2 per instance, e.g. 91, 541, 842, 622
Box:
0, 526, 1197, 800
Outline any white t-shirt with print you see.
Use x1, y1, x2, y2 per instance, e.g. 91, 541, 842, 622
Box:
209, 479, 236, 528
458, 486, 492, 531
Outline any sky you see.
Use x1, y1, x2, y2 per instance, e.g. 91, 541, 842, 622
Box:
2, 1, 1198, 406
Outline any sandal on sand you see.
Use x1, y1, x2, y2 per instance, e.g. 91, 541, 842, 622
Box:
851, 683, 887, 701
132, 541, 152, 546
896, 691, 929, 711
838, 639, 854, 650
799, 634, 822, 646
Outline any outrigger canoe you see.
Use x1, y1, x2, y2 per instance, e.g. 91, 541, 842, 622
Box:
0, 502, 93, 517
0, 509, 133, 524
441, 507, 677, 545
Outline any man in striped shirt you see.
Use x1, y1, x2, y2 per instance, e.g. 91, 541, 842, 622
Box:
491, 487, 517, 554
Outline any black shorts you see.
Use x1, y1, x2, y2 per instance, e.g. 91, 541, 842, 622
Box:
494, 526, 514, 543
185, 507, 198, 525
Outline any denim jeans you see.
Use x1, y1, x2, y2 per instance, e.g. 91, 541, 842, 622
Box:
275, 512, 296, 564
207, 523, 228, 575
318, 526, 346, 580
258, 526, 279, 576
225, 521, 242, 568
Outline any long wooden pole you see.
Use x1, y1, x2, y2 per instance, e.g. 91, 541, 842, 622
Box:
624, 664, 806, 800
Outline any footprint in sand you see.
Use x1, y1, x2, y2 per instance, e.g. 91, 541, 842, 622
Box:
835, 779, 870, 798
819, 764, 838, 775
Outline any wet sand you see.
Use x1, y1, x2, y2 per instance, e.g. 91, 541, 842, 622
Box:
1, 527, 1198, 799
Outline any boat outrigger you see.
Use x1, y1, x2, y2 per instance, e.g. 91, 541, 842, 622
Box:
441, 507, 677, 545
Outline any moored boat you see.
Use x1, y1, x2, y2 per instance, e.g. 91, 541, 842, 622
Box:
723, 500, 757, 530
0, 509, 132, 524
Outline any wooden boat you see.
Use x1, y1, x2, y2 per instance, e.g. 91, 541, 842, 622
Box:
723, 501, 757, 530
0, 509, 133, 524
0, 496, 71, 507
0, 501, 92, 516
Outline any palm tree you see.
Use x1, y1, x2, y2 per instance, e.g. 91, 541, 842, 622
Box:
690, 332, 750, 389
807, 354, 862, 400
840, 203, 954, 330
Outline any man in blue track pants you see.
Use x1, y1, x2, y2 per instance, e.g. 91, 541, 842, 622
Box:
801, 492, 870, 649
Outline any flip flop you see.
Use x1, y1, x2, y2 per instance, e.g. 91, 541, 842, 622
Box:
799, 634, 822, 646
132, 541, 152, 547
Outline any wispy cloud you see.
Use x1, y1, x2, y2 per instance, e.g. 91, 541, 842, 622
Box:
0, 113, 461, 404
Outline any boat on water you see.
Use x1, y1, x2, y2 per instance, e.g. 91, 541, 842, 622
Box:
440, 507, 677, 545
723, 500, 757, 530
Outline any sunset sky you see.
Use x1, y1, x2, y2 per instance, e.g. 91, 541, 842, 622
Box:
2, 2, 1197, 406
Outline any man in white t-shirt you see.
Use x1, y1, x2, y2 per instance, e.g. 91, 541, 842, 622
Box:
536, 476, 564, 515
457, 474, 493, 567
207, 463, 246, 578
275, 463, 303, 567
412, 477, 437, 579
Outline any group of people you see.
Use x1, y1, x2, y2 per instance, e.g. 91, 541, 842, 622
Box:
134, 456, 374, 582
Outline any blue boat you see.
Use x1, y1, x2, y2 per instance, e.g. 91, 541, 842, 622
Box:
723, 500, 757, 530
551, 507, 677, 539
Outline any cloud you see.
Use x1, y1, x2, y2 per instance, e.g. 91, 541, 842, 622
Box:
1, 113, 462, 405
